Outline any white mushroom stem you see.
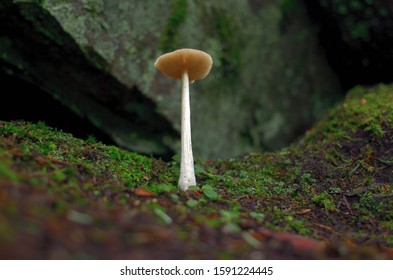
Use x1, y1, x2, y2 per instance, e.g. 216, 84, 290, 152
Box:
178, 71, 196, 191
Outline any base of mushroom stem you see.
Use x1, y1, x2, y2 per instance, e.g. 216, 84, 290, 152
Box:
178, 177, 197, 191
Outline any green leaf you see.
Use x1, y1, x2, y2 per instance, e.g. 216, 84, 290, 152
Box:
186, 199, 199, 208
250, 211, 265, 222
156, 184, 176, 193
153, 208, 172, 224
171, 154, 181, 163
53, 169, 67, 182
194, 164, 207, 175
188, 185, 200, 191
202, 185, 219, 201
223, 222, 241, 233
242, 232, 260, 248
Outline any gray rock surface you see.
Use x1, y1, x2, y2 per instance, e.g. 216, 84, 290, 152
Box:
0, 0, 341, 159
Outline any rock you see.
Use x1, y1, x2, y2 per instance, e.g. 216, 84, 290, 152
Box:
305, 0, 393, 90
0, 0, 177, 157
0, 0, 341, 159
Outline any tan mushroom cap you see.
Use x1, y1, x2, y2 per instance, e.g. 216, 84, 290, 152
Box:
154, 48, 212, 82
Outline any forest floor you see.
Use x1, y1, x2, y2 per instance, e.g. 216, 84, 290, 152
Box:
0, 84, 392, 259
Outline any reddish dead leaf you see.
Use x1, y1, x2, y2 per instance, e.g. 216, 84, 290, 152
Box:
33, 156, 44, 164
133, 225, 172, 244
254, 228, 324, 252
135, 188, 156, 197
45, 219, 66, 236
235, 195, 250, 201
0, 189, 8, 203
193, 190, 203, 196
7, 148, 22, 157
227, 239, 247, 250
273, 231, 324, 251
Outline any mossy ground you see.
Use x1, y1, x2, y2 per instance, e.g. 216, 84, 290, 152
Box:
0, 84, 392, 259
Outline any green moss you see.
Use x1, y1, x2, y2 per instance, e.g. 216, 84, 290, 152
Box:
312, 193, 336, 211
0, 120, 159, 190
201, 84, 392, 244
0, 84, 392, 258
323, 0, 391, 42
209, 8, 242, 83
158, 0, 188, 52
0, 162, 18, 183
303, 84, 393, 143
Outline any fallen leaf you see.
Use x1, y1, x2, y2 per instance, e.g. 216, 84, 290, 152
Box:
135, 188, 156, 197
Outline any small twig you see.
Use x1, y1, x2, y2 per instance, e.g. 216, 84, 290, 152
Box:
373, 194, 393, 200
235, 195, 250, 201
345, 183, 386, 197
297, 208, 312, 214
342, 195, 353, 215
313, 223, 335, 233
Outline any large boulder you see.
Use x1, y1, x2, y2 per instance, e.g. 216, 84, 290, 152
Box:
0, 0, 341, 159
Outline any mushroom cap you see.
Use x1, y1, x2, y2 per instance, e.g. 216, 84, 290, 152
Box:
154, 48, 212, 82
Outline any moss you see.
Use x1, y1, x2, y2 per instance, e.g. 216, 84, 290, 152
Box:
208, 7, 242, 84
303, 84, 393, 143
199, 84, 392, 244
319, 0, 393, 43
312, 193, 336, 211
0, 120, 159, 189
158, 0, 188, 52
0, 84, 392, 259
0, 161, 19, 183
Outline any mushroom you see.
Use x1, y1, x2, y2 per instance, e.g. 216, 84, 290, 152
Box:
154, 48, 213, 191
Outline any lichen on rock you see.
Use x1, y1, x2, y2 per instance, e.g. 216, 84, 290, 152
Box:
0, 0, 342, 159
